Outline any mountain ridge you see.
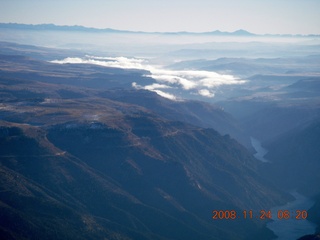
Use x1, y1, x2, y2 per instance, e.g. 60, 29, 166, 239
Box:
1, 22, 319, 37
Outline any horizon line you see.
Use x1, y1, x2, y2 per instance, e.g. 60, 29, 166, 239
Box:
1, 22, 320, 36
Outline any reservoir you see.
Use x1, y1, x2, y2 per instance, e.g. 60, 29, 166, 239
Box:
267, 191, 316, 240
250, 137, 316, 239
250, 137, 269, 162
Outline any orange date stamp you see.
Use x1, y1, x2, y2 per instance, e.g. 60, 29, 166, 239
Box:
212, 210, 308, 220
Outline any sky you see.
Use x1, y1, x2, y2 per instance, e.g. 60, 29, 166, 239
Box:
1, 0, 320, 34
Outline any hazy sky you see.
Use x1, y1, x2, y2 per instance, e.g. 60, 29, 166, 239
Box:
1, 0, 320, 34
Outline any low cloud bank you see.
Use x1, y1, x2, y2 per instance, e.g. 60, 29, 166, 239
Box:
51, 56, 245, 100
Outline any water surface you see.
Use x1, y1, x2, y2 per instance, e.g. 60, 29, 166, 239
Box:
250, 137, 269, 162
267, 191, 316, 240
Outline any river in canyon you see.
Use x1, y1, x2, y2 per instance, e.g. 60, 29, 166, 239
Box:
250, 137, 317, 239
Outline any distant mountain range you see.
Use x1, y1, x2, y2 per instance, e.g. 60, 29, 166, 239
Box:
1, 23, 319, 37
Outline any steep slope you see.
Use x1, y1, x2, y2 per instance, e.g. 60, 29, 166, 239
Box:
0, 47, 290, 239
102, 89, 251, 147
0, 116, 285, 240
263, 120, 320, 196
0, 86, 288, 240
47, 116, 284, 211
0, 123, 159, 240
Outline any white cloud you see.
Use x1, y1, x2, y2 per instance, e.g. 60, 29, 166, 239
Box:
131, 82, 142, 89
147, 72, 197, 90
51, 57, 84, 64
132, 82, 177, 100
51, 56, 246, 99
144, 83, 172, 91
198, 89, 215, 98
152, 90, 177, 100
52, 56, 146, 69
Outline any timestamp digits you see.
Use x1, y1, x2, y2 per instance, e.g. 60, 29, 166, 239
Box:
212, 209, 308, 220
212, 210, 237, 220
